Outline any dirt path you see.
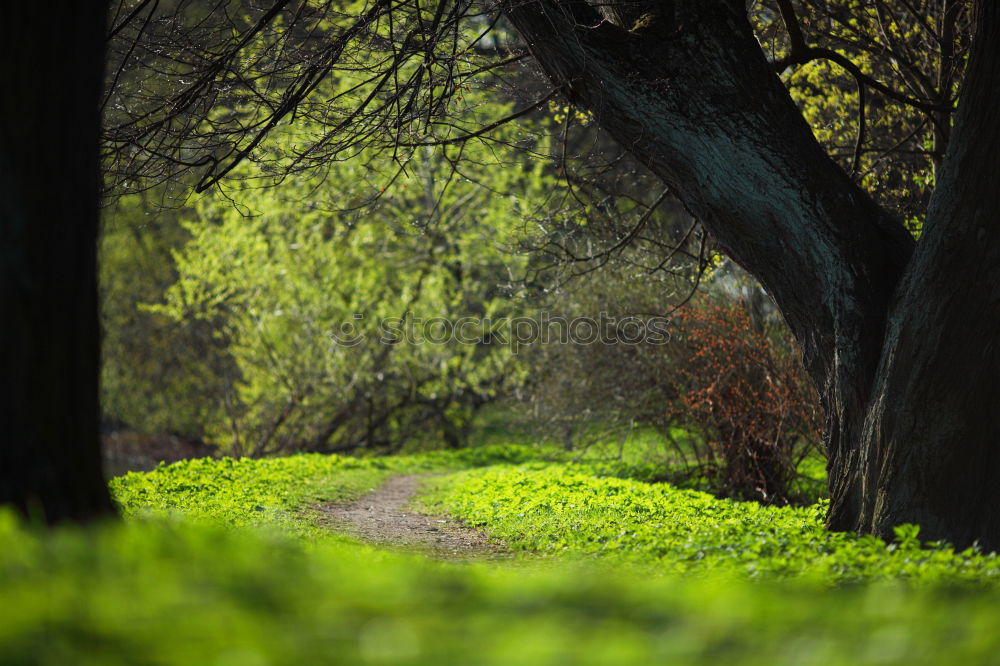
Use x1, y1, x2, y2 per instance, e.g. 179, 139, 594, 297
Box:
315, 474, 505, 560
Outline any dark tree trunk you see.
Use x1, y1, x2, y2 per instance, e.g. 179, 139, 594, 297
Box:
0, 4, 115, 521
855, 4, 1000, 549
503, 0, 999, 548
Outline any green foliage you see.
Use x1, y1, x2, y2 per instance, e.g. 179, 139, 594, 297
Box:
421, 464, 1000, 585
5, 512, 1000, 666
110, 445, 547, 531
100, 190, 234, 437
111, 455, 391, 531
5, 453, 1000, 665
150, 96, 554, 454
750, 1, 971, 233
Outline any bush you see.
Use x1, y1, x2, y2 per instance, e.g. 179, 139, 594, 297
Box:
668, 295, 822, 504
515, 264, 686, 452
151, 119, 554, 455
513, 262, 822, 503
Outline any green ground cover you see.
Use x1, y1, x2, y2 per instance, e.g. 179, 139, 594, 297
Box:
4, 447, 1000, 665
419, 464, 1000, 584
110, 445, 543, 535
465, 409, 829, 503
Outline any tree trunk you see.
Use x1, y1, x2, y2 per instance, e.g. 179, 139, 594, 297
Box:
0, 3, 115, 521
503, 0, 999, 548
855, 3, 1000, 550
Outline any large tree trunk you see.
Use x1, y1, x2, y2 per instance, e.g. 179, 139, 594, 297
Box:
503, 0, 998, 548
855, 4, 1000, 549
0, 3, 115, 521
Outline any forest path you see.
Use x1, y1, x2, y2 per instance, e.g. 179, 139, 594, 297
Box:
315, 474, 505, 560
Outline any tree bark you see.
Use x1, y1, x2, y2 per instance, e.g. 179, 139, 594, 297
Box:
856, 3, 1000, 550
503, 0, 998, 548
0, 3, 115, 521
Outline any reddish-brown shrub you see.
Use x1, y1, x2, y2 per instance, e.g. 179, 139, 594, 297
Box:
668, 295, 822, 504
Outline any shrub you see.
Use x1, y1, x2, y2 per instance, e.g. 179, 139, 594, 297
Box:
668, 295, 822, 504
151, 115, 552, 455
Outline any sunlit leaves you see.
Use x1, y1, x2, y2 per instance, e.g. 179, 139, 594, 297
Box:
423, 463, 1000, 585
151, 93, 554, 454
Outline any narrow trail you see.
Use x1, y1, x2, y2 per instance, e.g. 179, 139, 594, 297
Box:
315, 474, 505, 560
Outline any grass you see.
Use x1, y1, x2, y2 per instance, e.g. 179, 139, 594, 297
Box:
4, 445, 1000, 665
